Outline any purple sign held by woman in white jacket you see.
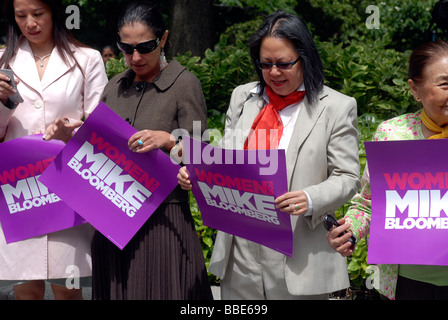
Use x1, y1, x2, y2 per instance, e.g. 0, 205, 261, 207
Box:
0, 134, 84, 243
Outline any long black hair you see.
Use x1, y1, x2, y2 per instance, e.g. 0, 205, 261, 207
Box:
249, 11, 324, 103
0, 0, 86, 72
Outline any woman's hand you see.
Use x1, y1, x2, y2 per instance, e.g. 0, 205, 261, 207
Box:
326, 217, 355, 257
275, 190, 309, 215
0, 73, 19, 105
177, 166, 192, 190
43, 118, 83, 144
128, 130, 175, 153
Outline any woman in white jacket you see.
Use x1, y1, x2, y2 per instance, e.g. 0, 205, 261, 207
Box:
0, 0, 107, 299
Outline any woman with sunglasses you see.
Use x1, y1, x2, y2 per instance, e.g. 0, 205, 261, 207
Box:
0, 0, 107, 299
90, 0, 211, 300
178, 11, 360, 299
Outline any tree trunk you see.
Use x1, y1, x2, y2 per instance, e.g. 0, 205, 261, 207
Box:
169, 0, 214, 58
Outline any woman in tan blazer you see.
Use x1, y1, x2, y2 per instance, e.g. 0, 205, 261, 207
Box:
179, 11, 361, 299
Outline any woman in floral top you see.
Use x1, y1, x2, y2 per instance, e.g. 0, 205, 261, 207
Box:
327, 41, 448, 300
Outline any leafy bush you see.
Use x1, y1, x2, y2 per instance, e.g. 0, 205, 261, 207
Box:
105, 56, 127, 78
317, 36, 419, 120
305, 0, 435, 50
311, 1, 433, 296
175, 31, 257, 116
335, 112, 383, 293
174, 22, 260, 281
219, 0, 297, 14
323, 37, 418, 292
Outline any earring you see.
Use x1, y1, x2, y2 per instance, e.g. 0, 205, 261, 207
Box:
416, 97, 421, 102
160, 48, 167, 69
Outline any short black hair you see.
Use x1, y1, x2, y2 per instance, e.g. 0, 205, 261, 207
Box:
408, 40, 448, 84
249, 11, 324, 103
118, 0, 166, 40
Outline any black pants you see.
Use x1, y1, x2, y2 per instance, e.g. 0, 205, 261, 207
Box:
396, 276, 448, 300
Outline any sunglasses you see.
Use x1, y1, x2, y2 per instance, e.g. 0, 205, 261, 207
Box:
117, 38, 160, 55
256, 57, 300, 70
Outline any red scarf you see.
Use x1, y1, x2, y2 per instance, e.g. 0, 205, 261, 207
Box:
244, 86, 306, 149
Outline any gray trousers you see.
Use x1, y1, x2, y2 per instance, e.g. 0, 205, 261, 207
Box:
220, 237, 329, 300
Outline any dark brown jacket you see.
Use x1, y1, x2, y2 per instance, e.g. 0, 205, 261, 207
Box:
101, 60, 208, 203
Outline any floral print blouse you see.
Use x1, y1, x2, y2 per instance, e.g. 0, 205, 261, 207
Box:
345, 110, 424, 300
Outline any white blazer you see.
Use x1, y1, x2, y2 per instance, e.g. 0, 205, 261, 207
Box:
0, 36, 107, 280
209, 82, 361, 296
0, 36, 107, 140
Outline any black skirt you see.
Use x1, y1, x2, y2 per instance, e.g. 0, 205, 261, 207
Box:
91, 202, 213, 300
395, 275, 448, 300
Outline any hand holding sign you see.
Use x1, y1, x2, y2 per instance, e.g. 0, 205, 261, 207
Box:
365, 139, 448, 266
39, 103, 180, 249
128, 130, 176, 153
182, 135, 293, 256
43, 118, 83, 144
177, 167, 192, 190
275, 190, 310, 216
0, 134, 84, 243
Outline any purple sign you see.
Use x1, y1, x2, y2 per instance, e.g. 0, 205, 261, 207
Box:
183, 136, 293, 256
365, 139, 448, 266
39, 102, 180, 249
0, 134, 84, 243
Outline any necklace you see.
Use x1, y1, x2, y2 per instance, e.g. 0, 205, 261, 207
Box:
34, 54, 51, 67
283, 102, 302, 128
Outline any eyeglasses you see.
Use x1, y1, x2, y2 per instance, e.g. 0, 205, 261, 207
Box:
256, 57, 300, 70
117, 38, 160, 55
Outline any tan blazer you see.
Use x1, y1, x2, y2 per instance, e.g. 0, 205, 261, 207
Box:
209, 81, 361, 296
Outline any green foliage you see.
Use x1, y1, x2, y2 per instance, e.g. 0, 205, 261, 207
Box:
370, 0, 435, 51
346, 236, 370, 288
306, 0, 435, 50
175, 31, 257, 116
189, 191, 219, 284
312, 1, 432, 293
220, 0, 297, 13
105, 56, 127, 79
174, 21, 262, 280
335, 112, 382, 292
317, 36, 419, 120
